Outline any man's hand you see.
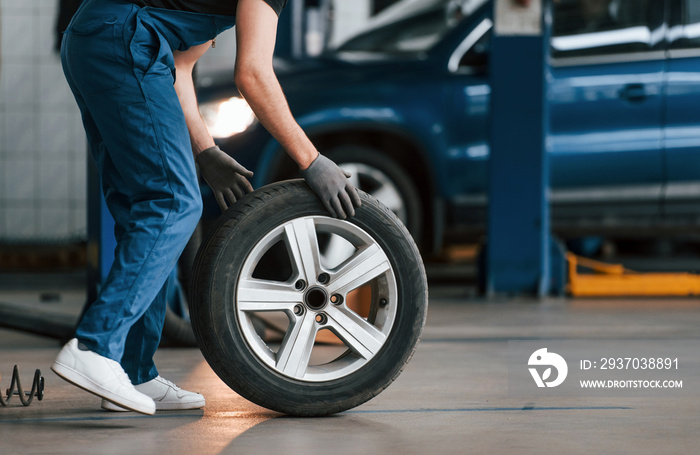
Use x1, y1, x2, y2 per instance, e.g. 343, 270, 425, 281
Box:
196, 146, 254, 211
300, 154, 362, 219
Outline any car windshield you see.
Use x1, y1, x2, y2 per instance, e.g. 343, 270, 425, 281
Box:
336, 0, 485, 56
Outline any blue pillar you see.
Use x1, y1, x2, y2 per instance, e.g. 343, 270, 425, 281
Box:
486, 0, 554, 296
275, 0, 305, 59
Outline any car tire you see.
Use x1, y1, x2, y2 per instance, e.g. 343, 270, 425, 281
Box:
162, 304, 197, 347
323, 145, 424, 247
178, 221, 202, 298
160, 223, 202, 347
189, 180, 428, 416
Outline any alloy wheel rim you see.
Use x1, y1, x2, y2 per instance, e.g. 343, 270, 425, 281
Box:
236, 216, 398, 382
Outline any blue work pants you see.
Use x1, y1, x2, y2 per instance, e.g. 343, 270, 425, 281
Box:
61, 0, 235, 384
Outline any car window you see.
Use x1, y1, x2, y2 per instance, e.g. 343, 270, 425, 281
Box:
457, 28, 491, 70
669, 0, 700, 49
337, 8, 454, 55
343, 9, 450, 54
550, 0, 662, 59
336, 1, 474, 56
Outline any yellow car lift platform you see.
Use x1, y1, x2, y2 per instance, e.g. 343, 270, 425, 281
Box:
567, 253, 700, 297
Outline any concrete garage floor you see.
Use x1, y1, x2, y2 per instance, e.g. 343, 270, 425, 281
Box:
1, 280, 699, 455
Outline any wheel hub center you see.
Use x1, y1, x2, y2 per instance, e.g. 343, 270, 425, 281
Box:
304, 287, 328, 310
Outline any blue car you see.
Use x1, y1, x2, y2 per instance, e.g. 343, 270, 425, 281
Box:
196, 0, 700, 255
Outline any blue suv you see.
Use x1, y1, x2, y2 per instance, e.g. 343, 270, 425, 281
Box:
196, 0, 700, 255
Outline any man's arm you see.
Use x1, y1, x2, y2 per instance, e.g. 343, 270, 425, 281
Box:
173, 41, 215, 155
234, 0, 318, 170
174, 42, 254, 211
235, 0, 360, 217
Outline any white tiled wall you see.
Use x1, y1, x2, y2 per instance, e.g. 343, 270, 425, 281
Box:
0, 0, 87, 242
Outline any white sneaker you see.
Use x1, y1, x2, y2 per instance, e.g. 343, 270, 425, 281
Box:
52, 338, 156, 415
101, 376, 205, 411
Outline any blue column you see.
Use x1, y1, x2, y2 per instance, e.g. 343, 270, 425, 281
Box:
275, 0, 305, 59
486, 0, 554, 296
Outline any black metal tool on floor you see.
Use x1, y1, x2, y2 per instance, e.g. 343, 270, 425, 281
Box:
0, 365, 44, 407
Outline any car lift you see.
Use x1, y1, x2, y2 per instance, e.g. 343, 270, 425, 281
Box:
567, 254, 700, 297
485, 1, 700, 299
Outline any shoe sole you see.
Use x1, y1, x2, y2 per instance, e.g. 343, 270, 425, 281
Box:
51, 361, 156, 415
102, 399, 205, 412
101, 401, 130, 412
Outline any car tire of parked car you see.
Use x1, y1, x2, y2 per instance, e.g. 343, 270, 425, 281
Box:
189, 180, 428, 416
162, 304, 197, 347
159, 223, 202, 347
178, 221, 202, 301
323, 145, 424, 248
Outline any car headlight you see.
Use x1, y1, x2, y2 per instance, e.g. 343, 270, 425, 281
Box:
200, 96, 257, 139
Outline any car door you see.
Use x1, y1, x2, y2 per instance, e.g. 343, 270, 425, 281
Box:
548, 0, 667, 227
662, 0, 700, 219
440, 16, 493, 227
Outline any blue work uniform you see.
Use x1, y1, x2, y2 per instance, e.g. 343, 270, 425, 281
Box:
61, 0, 238, 384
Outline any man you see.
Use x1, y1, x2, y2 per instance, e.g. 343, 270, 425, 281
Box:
52, 0, 360, 416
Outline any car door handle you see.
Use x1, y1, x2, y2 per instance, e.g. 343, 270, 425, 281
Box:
619, 83, 647, 103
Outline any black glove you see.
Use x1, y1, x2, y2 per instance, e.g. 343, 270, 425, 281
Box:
196, 146, 254, 212
300, 154, 362, 219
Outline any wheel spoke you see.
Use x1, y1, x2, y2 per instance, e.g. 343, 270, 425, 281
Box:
275, 311, 318, 378
327, 244, 391, 295
326, 306, 387, 359
236, 212, 401, 382
284, 218, 322, 283
370, 183, 403, 214
237, 278, 303, 312
320, 234, 356, 269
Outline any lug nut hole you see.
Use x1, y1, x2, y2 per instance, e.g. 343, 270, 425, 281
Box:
293, 304, 304, 316
330, 294, 344, 305
318, 273, 330, 284
315, 313, 327, 325
295, 279, 306, 291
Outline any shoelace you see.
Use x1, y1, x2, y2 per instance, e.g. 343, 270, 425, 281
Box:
156, 376, 181, 391
106, 359, 133, 387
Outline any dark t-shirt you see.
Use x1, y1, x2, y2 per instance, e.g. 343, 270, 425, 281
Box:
125, 0, 287, 16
